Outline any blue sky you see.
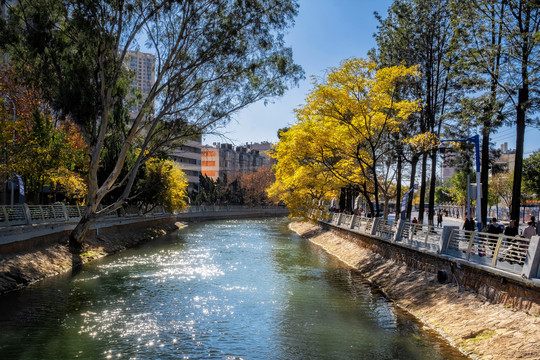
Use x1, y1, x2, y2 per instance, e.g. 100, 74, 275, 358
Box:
203, 0, 539, 156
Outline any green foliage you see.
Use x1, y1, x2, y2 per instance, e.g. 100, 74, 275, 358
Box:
435, 186, 453, 204
1, 0, 303, 243
449, 168, 475, 206
523, 151, 540, 199
195, 174, 244, 205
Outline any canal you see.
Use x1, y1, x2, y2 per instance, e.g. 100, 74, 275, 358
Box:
0, 218, 468, 359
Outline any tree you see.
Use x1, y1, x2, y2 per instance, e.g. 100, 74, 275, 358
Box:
268, 115, 342, 218
1, 0, 303, 248
238, 167, 276, 206
450, 0, 508, 229
295, 58, 419, 216
0, 66, 88, 204
449, 167, 475, 209
269, 59, 420, 218
135, 157, 188, 213
372, 0, 458, 226
523, 151, 540, 199
490, 172, 513, 218
497, 0, 540, 222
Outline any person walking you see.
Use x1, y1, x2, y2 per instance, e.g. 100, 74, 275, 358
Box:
437, 211, 443, 227
463, 217, 473, 231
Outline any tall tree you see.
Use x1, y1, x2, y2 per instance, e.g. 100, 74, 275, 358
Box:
451, 0, 507, 229
372, 0, 457, 225
270, 59, 420, 218
498, 0, 540, 222
0, 65, 88, 204
1, 0, 303, 247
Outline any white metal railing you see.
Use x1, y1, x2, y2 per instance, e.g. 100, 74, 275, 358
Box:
311, 207, 539, 279
399, 222, 442, 252
0, 203, 170, 228
374, 218, 396, 241
446, 229, 531, 274
0, 205, 27, 226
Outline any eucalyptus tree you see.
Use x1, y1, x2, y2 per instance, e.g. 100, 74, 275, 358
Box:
1, 0, 303, 248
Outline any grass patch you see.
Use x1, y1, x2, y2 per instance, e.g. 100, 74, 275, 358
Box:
468, 330, 496, 342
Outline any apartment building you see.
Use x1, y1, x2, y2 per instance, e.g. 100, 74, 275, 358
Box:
126, 51, 155, 117
169, 139, 202, 194
201, 142, 270, 181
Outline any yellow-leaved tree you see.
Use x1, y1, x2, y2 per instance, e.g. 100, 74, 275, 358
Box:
135, 158, 189, 213
268, 123, 345, 219
274, 58, 420, 217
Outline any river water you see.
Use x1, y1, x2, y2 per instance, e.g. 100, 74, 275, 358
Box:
0, 218, 468, 359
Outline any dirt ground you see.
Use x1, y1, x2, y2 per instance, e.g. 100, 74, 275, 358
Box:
0, 222, 183, 294
290, 221, 540, 360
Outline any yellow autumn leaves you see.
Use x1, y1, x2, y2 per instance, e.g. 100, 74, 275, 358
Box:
269, 58, 430, 217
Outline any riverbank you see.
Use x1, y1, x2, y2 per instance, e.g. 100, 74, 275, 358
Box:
0, 221, 183, 295
290, 221, 540, 360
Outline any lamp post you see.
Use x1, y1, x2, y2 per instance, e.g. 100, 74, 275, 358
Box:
440, 135, 482, 232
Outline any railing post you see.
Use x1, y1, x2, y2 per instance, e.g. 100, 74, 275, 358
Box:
492, 235, 504, 267
393, 220, 406, 243
337, 213, 343, 226
370, 217, 380, 236
439, 226, 458, 254
23, 203, 31, 225
62, 204, 69, 221
2, 205, 10, 225
349, 214, 356, 229
521, 236, 540, 279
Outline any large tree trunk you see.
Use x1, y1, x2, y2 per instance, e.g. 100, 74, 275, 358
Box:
396, 150, 402, 218
511, 87, 527, 223
428, 149, 437, 226
481, 122, 490, 228
406, 154, 419, 220
418, 152, 428, 224
68, 209, 98, 252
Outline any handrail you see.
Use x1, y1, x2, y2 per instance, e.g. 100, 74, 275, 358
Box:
310, 208, 540, 280
0, 204, 169, 228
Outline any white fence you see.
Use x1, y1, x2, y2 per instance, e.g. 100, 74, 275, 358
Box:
312, 209, 540, 280
0, 204, 167, 227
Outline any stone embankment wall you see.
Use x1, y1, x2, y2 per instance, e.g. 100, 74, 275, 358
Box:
291, 221, 540, 360
323, 221, 540, 314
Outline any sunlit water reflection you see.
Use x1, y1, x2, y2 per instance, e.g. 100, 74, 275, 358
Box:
0, 218, 468, 359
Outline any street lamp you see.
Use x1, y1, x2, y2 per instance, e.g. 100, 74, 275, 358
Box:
440, 134, 482, 232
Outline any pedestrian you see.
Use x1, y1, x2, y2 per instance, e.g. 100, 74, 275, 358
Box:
487, 218, 503, 234
463, 217, 473, 231
412, 217, 418, 224
504, 220, 519, 237
530, 212, 536, 227
522, 221, 536, 239
437, 211, 443, 227
536, 220, 540, 237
